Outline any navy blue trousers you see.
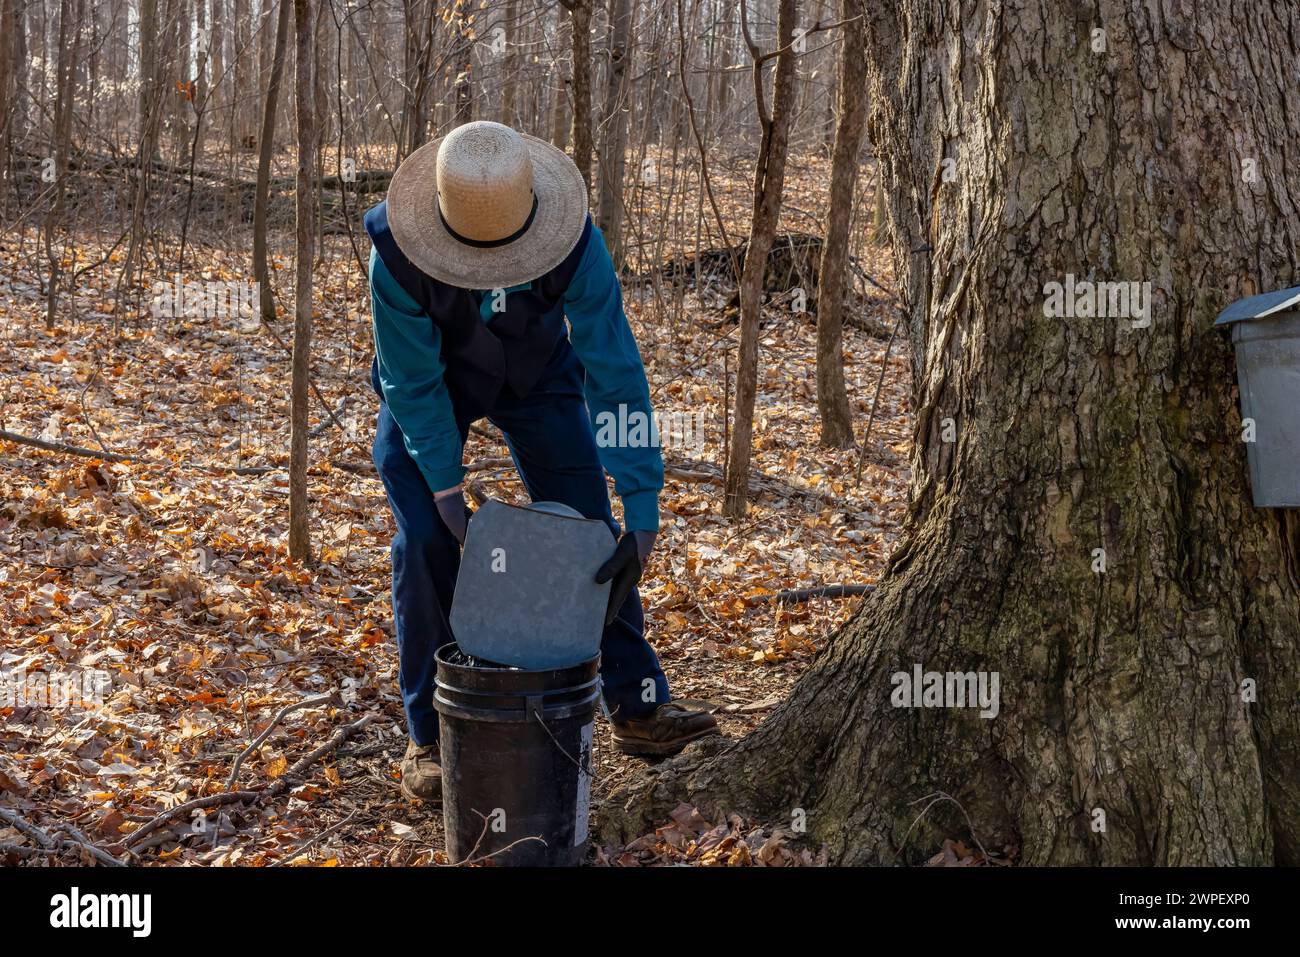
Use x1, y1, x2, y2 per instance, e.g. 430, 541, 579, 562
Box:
371, 342, 671, 746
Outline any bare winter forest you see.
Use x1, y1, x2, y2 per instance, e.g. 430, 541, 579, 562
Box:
2, 0, 915, 866
2, 0, 1298, 879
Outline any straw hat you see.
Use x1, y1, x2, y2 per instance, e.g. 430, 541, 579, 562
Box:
385, 121, 589, 290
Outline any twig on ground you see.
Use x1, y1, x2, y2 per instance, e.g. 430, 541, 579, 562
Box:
666, 457, 841, 506
0, 843, 59, 858
267, 714, 375, 793
269, 809, 363, 867
452, 808, 547, 867
0, 806, 57, 847
51, 821, 127, 867
0, 807, 126, 866
123, 791, 261, 849
226, 692, 336, 791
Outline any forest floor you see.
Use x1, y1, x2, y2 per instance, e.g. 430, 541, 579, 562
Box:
0, 150, 916, 866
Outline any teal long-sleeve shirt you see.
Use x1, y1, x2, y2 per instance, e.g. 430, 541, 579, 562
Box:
369, 223, 664, 533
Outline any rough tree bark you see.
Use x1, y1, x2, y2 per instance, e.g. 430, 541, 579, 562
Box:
604, 0, 1300, 865
813, 0, 864, 449
722, 0, 799, 517
253, 0, 291, 324
288, 0, 315, 564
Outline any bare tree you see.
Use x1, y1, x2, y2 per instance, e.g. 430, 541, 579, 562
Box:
138, 0, 159, 156
453, 9, 473, 124
0, 0, 17, 180
814, 0, 864, 448
560, 0, 593, 193
596, 0, 633, 265
254, 0, 291, 324
233, 0, 253, 149
723, 0, 800, 517
499, 0, 520, 124
549, 7, 571, 149
43, 0, 79, 329
400, 0, 437, 158
288, 0, 316, 563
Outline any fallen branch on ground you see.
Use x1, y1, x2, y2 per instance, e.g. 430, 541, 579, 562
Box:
125, 712, 375, 852
0, 429, 133, 463
666, 456, 843, 506
0, 806, 126, 866
754, 584, 876, 604
0, 843, 59, 858
1, 429, 280, 475
0, 806, 57, 848
122, 791, 261, 850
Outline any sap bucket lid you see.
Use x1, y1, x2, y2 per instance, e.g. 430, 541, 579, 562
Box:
449, 500, 617, 670
1214, 285, 1300, 326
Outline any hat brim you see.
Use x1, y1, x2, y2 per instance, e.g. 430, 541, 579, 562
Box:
385, 131, 589, 290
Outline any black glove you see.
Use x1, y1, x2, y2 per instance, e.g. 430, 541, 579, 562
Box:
434, 485, 471, 545
595, 531, 654, 626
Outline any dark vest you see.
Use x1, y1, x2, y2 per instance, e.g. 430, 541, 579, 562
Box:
364, 200, 592, 416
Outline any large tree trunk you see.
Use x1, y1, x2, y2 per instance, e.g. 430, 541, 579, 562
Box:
288, 0, 315, 565
722, 0, 799, 517
813, 0, 864, 449
604, 0, 1300, 865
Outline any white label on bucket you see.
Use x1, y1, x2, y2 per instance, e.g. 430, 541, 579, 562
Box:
575, 720, 594, 846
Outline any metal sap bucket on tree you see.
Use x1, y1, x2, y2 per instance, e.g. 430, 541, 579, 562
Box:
1216, 285, 1300, 507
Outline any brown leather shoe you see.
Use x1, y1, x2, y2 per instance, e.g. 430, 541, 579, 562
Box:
611, 701, 720, 756
400, 740, 442, 802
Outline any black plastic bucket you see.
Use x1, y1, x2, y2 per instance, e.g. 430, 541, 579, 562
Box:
433, 643, 600, 866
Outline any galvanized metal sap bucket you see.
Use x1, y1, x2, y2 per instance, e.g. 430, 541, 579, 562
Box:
1215, 286, 1300, 508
